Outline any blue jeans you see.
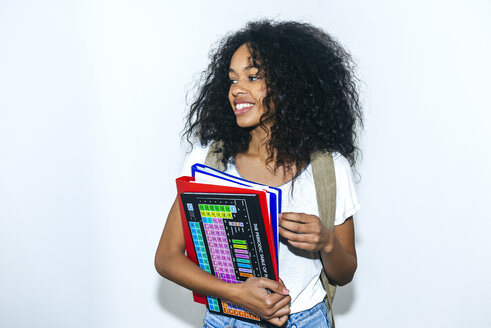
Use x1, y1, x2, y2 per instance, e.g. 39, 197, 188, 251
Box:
202, 301, 332, 328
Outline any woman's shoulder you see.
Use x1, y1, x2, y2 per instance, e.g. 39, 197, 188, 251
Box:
332, 152, 351, 170
305, 151, 355, 185
331, 152, 360, 223
180, 142, 212, 176
186, 142, 212, 160
331, 152, 355, 184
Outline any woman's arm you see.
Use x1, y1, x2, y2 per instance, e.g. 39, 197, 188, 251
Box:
278, 213, 357, 286
155, 196, 292, 325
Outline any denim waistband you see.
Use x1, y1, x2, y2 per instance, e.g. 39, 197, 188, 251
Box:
203, 300, 331, 328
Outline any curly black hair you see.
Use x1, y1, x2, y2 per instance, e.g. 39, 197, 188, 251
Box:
183, 19, 363, 176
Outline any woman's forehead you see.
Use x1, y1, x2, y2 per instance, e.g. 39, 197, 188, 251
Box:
229, 44, 259, 73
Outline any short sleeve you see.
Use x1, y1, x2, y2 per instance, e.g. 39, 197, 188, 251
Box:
179, 143, 211, 177
333, 153, 361, 225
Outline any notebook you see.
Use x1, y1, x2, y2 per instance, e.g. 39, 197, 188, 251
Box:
175, 164, 281, 321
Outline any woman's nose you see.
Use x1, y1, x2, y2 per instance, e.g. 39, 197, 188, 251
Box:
230, 81, 246, 96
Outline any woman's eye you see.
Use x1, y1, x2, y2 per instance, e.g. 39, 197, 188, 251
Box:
229, 78, 238, 84
249, 76, 258, 81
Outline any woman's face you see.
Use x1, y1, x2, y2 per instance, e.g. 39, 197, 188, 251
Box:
228, 44, 268, 129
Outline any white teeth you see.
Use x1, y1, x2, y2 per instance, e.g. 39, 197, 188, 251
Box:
236, 103, 253, 110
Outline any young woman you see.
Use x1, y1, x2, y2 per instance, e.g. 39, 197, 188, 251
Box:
155, 20, 362, 328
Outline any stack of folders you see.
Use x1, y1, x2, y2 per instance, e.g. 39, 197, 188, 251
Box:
176, 163, 281, 321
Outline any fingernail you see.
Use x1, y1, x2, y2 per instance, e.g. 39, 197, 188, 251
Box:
283, 287, 289, 293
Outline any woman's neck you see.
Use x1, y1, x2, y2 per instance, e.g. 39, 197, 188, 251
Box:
235, 123, 297, 186
247, 124, 272, 160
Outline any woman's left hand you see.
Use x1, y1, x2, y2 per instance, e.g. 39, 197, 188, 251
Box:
278, 212, 335, 253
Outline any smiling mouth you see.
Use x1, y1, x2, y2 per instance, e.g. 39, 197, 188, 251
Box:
235, 103, 254, 111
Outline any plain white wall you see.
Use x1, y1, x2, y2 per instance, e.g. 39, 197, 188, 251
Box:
1, 0, 490, 327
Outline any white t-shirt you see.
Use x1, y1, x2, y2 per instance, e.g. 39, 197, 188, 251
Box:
180, 144, 361, 313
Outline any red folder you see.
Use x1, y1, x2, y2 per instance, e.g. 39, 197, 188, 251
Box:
175, 176, 279, 304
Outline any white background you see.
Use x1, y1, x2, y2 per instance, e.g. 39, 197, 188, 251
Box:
1, 0, 490, 327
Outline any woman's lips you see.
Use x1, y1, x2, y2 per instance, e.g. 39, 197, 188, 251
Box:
234, 102, 254, 115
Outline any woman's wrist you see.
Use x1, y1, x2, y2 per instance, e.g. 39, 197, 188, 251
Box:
221, 279, 242, 304
322, 229, 336, 254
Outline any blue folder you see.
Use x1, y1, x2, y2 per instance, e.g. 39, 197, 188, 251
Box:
191, 163, 282, 263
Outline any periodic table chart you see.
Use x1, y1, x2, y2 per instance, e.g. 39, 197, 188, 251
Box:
181, 193, 276, 322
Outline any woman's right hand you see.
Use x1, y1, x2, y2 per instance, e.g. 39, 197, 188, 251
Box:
232, 277, 291, 327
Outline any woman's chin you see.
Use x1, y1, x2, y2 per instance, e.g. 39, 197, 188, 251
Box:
235, 118, 260, 129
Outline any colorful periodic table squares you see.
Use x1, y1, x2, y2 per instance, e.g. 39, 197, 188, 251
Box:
199, 204, 235, 220
189, 222, 211, 273
196, 202, 258, 321
221, 301, 260, 320
207, 296, 220, 312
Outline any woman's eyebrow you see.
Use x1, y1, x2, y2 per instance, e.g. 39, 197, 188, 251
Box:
228, 66, 258, 73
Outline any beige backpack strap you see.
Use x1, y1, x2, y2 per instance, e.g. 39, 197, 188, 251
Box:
204, 141, 226, 171
311, 150, 337, 328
